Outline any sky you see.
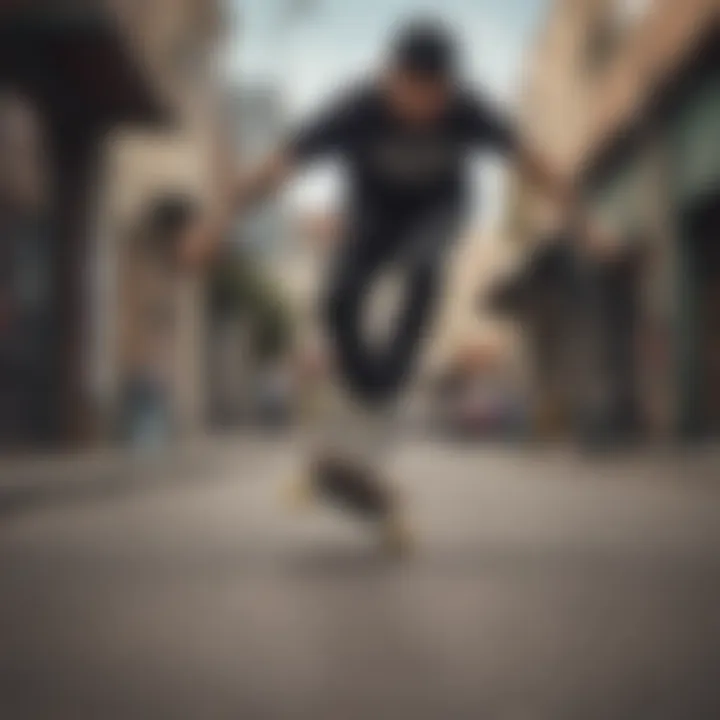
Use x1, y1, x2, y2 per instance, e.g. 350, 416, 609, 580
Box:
223, 0, 548, 229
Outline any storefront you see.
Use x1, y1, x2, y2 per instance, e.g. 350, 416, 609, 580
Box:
584, 139, 655, 442
578, 27, 720, 443
666, 42, 720, 438
488, 239, 591, 439
0, 6, 166, 447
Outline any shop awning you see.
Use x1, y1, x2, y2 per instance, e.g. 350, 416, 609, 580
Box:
0, 5, 168, 128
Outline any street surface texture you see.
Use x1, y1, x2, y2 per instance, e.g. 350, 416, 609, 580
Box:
2, 438, 720, 719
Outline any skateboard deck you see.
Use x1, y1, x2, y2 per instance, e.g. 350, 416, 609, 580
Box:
287, 374, 413, 553
284, 452, 413, 555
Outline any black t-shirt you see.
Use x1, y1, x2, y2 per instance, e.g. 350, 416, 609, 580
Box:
288, 82, 518, 223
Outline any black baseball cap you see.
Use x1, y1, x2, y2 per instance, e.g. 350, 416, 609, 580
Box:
390, 18, 459, 79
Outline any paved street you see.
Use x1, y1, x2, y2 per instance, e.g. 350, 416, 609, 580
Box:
2, 438, 720, 719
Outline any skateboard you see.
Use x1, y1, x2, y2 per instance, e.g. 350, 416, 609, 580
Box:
284, 451, 414, 555
288, 378, 413, 554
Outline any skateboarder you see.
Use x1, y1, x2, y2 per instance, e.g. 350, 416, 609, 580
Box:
180, 18, 590, 549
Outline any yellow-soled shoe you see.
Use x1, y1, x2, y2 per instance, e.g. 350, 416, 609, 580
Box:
282, 471, 317, 512
380, 510, 415, 557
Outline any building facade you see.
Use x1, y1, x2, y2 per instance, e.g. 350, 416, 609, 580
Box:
203, 82, 290, 426
0, 0, 227, 449
504, 0, 720, 443
95, 0, 227, 443
225, 82, 287, 257
0, 95, 54, 449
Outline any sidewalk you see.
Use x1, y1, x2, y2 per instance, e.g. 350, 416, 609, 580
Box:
0, 439, 220, 517
3, 434, 720, 519
0, 431, 300, 517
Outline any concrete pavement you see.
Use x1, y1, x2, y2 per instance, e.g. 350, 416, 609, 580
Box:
1, 438, 720, 719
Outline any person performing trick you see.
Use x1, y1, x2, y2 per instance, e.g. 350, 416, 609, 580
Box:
181, 18, 590, 552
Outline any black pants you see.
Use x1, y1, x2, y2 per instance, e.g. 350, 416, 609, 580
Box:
324, 206, 461, 407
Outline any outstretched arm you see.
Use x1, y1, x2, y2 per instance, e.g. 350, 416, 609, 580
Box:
515, 145, 577, 221
461, 89, 601, 245
178, 149, 296, 268
233, 150, 296, 211
515, 145, 614, 255
178, 88, 358, 269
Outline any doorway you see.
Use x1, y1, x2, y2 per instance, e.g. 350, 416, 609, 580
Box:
685, 196, 720, 437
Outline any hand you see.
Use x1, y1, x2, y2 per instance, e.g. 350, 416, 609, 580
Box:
579, 216, 623, 262
559, 197, 620, 261
585, 228, 621, 260
177, 214, 224, 270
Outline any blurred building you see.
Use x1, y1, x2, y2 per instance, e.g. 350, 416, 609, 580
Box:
422, 231, 527, 437
287, 210, 338, 343
204, 82, 289, 426
100, 1, 227, 444
501, 0, 720, 444
0, 95, 53, 448
429, 231, 522, 377
225, 82, 287, 257
0, 0, 226, 449
101, 133, 217, 444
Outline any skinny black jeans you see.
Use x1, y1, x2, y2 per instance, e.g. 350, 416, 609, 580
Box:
324, 205, 461, 406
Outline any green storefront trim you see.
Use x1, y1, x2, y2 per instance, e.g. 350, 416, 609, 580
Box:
670, 68, 720, 207
590, 153, 648, 238
667, 63, 720, 438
